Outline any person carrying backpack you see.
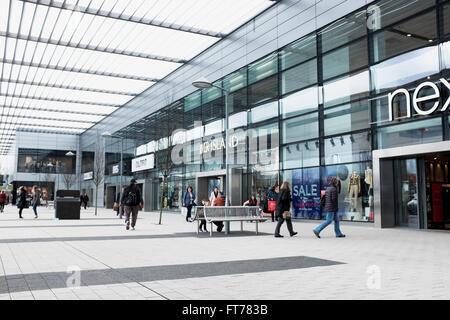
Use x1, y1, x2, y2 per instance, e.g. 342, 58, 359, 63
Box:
313, 177, 345, 238
120, 179, 143, 231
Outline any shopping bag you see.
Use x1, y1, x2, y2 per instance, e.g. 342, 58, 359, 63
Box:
268, 200, 276, 212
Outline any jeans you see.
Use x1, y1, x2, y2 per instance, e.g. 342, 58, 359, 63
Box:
186, 205, 192, 221
0, 203, 4, 212
32, 203, 38, 216
314, 212, 343, 237
124, 205, 139, 227
275, 217, 295, 236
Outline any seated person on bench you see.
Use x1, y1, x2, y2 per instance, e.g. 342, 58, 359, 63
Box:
212, 192, 225, 232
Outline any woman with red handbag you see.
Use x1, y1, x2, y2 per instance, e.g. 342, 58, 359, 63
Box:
267, 185, 279, 222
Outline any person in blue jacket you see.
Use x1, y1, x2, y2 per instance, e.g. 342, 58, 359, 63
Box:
183, 186, 196, 222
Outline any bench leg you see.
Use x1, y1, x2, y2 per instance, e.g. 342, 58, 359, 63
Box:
256, 221, 259, 235
210, 222, 213, 237
241, 221, 243, 232
197, 219, 199, 236
225, 221, 230, 235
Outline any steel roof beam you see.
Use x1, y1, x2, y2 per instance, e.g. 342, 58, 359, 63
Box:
0, 104, 110, 116
18, 0, 224, 38
0, 92, 119, 107
0, 58, 159, 82
0, 77, 137, 96
0, 113, 97, 123
0, 31, 187, 64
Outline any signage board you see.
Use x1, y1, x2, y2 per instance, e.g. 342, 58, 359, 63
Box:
83, 171, 93, 180
112, 164, 119, 175
131, 154, 154, 172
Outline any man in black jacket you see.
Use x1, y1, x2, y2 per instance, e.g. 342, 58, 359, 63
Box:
313, 177, 345, 238
120, 179, 143, 231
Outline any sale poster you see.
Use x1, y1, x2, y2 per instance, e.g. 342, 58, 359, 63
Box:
292, 168, 321, 219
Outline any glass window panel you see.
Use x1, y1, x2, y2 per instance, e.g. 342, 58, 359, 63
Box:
440, 41, 450, 71
280, 34, 317, 70
324, 132, 372, 165
320, 9, 367, 53
375, 118, 443, 149
281, 59, 317, 94
204, 119, 223, 136
322, 38, 368, 80
229, 111, 247, 129
223, 68, 247, 93
202, 81, 222, 104
280, 86, 319, 119
248, 74, 278, 106
324, 100, 369, 136
321, 162, 372, 222
248, 53, 278, 85
184, 91, 201, 112
202, 96, 224, 123
371, 45, 440, 94
372, 10, 437, 63
323, 70, 370, 107
228, 87, 248, 114
282, 140, 319, 169
369, 0, 436, 32
282, 112, 319, 144
18, 149, 77, 174
250, 101, 278, 124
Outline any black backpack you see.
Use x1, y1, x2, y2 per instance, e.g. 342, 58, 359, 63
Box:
124, 187, 138, 206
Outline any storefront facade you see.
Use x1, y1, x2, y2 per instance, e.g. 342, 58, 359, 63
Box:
80, 0, 450, 229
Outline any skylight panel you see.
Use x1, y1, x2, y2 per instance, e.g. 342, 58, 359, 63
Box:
19, 2, 36, 34
0, 1, 10, 33
40, 7, 62, 39
29, 4, 48, 37
7, 0, 24, 34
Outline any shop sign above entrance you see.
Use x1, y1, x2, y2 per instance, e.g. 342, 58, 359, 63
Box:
83, 171, 93, 180
388, 78, 450, 121
131, 154, 154, 172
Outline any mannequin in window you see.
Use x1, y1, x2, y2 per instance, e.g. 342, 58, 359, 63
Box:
348, 171, 360, 213
365, 165, 373, 195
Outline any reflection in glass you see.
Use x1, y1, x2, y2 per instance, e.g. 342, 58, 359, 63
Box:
394, 158, 419, 228
372, 10, 437, 63
320, 9, 367, 53
281, 59, 317, 94
282, 112, 318, 144
324, 132, 372, 165
323, 70, 370, 107
371, 45, 439, 93
281, 86, 319, 119
375, 118, 443, 149
248, 74, 278, 105
322, 38, 368, 80
250, 101, 278, 124
280, 34, 316, 70
282, 140, 319, 169
223, 68, 247, 92
324, 100, 369, 135
248, 53, 278, 85
18, 149, 77, 174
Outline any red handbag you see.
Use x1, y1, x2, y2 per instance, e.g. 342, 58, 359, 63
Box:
268, 200, 276, 212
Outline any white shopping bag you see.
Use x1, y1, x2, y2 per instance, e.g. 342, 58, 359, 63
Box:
181, 207, 188, 216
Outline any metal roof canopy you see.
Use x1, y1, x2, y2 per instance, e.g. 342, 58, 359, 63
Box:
0, 0, 275, 155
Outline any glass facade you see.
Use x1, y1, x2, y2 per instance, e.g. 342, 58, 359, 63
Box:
18, 149, 76, 174
97, 0, 450, 223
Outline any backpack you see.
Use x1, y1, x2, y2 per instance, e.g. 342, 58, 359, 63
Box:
124, 187, 138, 206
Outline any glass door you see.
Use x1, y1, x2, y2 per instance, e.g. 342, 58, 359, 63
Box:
394, 158, 419, 228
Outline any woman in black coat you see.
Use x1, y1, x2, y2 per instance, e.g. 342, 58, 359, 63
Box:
274, 181, 298, 237
17, 186, 27, 219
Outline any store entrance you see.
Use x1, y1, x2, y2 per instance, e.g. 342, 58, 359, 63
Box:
195, 169, 242, 205
424, 153, 450, 230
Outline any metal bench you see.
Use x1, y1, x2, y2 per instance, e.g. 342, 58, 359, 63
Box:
192, 206, 267, 237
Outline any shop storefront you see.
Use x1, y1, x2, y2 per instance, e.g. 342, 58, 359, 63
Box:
94, 0, 450, 229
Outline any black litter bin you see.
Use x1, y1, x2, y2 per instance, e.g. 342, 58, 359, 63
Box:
55, 190, 80, 219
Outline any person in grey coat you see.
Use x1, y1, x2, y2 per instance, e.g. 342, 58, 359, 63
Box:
313, 177, 345, 238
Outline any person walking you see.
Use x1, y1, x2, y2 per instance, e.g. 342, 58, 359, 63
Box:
17, 186, 27, 219
82, 193, 89, 210
120, 179, 143, 231
31, 185, 41, 219
183, 186, 196, 222
274, 181, 298, 238
267, 185, 279, 222
0, 190, 6, 213
313, 177, 345, 238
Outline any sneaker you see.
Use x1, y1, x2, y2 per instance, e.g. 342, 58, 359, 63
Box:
290, 232, 298, 237
337, 234, 346, 238
274, 234, 283, 238
313, 230, 321, 239
126, 221, 130, 230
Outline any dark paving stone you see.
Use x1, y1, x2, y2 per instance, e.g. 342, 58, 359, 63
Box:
0, 231, 273, 244
0, 224, 121, 229
0, 256, 344, 294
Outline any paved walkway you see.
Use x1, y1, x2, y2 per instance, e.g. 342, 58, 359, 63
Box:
0, 205, 449, 300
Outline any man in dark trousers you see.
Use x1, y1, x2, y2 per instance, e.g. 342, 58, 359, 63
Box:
120, 179, 143, 231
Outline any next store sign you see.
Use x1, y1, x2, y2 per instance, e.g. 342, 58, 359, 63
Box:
388, 78, 450, 121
